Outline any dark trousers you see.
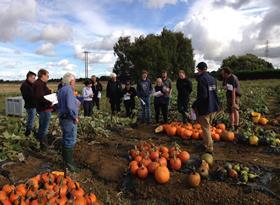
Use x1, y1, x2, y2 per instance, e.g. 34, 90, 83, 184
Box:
177, 97, 189, 123
124, 100, 135, 117
93, 97, 100, 110
83, 100, 93, 116
154, 102, 168, 123
110, 99, 121, 114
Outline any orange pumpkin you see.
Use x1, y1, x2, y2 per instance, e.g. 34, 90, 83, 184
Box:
158, 157, 168, 167
147, 162, 160, 174
186, 172, 201, 187
193, 123, 201, 129
170, 157, 182, 171
216, 123, 226, 131
166, 126, 177, 136
192, 131, 200, 140
178, 151, 190, 163
130, 164, 139, 175
154, 166, 170, 184
222, 131, 235, 142
211, 132, 220, 141
181, 129, 193, 139
137, 166, 148, 179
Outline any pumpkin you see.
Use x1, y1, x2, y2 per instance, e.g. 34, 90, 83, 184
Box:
9, 190, 21, 202
150, 150, 159, 161
211, 132, 220, 141
181, 129, 193, 139
222, 131, 235, 142
141, 157, 152, 167
16, 184, 27, 197
74, 196, 87, 205
186, 172, 201, 187
1, 199, 12, 205
216, 123, 226, 131
158, 157, 168, 167
170, 156, 182, 170
160, 146, 169, 153
200, 160, 209, 170
201, 153, 214, 167
2, 184, 15, 194
176, 126, 184, 136
258, 117, 268, 125
178, 151, 190, 164
137, 166, 148, 179
129, 160, 138, 168
0, 191, 7, 201
154, 166, 170, 184
71, 183, 85, 198
251, 112, 261, 117
229, 169, 238, 178
147, 162, 160, 174
192, 131, 200, 140
193, 123, 201, 129
155, 125, 164, 133
86, 193, 97, 203
165, 126, 177, 136
134, 155, 142, 163
161, 151, 169, 160
249, 135, 259, 145
198, 166, 209, 179
130, 164, 139, 175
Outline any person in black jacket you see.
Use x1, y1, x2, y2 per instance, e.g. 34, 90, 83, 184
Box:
33, 69, 52, 151
20, 71, 37, 136
192, 62, 219, 153
106, 73, 123, 114
154, 78, 168, 123
122, 81, 137, 117
176, 70, 192, 123
91, 75, 102, 110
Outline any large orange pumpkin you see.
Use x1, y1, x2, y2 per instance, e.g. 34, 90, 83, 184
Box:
222, 131, 235, 142
154, 166, 170, 184
186, 172, 201, 187
181, 129, 193, 139
165, 126, 177, 136
216, 123, 226, 131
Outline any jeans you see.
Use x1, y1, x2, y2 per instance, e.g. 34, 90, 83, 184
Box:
60, 118, 77, 148
37, 111, 51, 140
26, 108, 36, 131
140, 96, 151, 123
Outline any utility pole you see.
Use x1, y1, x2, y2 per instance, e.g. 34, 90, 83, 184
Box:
265, 40, 269, 58
84, 51, 89, 78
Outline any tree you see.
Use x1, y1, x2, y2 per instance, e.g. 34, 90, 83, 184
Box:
113, 28, 194, 82
221, 54, 274, 72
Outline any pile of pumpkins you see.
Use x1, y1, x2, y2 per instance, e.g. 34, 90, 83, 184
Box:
0, 171, 100, 205
251, 112, 268, 125
128, 142, 191, 184
155, 122, 235, 142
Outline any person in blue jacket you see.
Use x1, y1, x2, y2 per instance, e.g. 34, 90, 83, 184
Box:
137, 70, 153, 124
57, 72, 80, 172
192, 62, 219, 153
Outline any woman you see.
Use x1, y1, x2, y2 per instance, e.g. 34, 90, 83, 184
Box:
153, 78, 168, 123
82, 79, 93, 116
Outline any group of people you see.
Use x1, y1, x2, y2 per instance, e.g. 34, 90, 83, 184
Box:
20, 62, 240, 172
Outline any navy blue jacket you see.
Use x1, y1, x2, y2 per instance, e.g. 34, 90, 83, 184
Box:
192, 72, 219, 115
137, 79, 153, 98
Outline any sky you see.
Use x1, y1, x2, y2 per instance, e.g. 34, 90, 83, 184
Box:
0, 0, 279, 80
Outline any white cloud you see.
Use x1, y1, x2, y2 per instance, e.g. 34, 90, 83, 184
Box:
175, 0, 280, 68
31, 24, 72, 44
47, 59, 77, 72
0, 0, 36, 42
144, 0, 188, 8
35, 43, 56, 56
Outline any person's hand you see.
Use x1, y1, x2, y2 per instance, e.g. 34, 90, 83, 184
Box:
232, 103, 239, 110
75, 118, 79, 124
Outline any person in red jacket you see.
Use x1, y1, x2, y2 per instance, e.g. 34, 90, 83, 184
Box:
33, 69, 52, 151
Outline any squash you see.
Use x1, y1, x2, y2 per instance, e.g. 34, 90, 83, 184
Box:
154, 166, 170, 184
154, 125, 164, 133
221, 131, 235, 142
216, 123, 226, 131
258, 117, 268, 125
251, 112, 261, 117
165, 125, 177, 136
186, 172, 201, 187
201, 153, 214, 167
178, 151, 190, 164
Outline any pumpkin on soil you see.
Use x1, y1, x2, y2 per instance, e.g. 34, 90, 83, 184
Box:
192, 131, 200, 140
222, 131, 235, 142
154, 166, 170, 184
147, 162, 160, 174
170, 156, 182, 170
216, 123, 226, 131
137, 166, 148, 179
166, 125, 177, 136
130, 164, 139, 175
181, 129, 193, 139
193, 123, 201, 129
158, 157, 168, 167
258, 117, 268, 125
186, 172, 201, 187
211, 132, 220, 141
178, 151, 190, 164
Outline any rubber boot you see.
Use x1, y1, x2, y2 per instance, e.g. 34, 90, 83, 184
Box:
62, 147, 78, 172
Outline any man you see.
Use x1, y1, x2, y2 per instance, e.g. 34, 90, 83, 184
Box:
20, 71, 37, 136
33, 69, 52, 151
137, 70, 153, 124
122, 81, 137, 117
176, 70, 192, 123
162, 70, 172, 121
106, 73, 123, 114
221, 67, 241, 131
192, 62, 219, 153
57, 73, 79, 172
91, 75, 103, 110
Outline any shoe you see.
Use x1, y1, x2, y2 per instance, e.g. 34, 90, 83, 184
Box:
39, 138, 48, 152
62, 147, 79, 172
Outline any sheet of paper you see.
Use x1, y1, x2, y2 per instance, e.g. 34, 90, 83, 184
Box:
97, 91, 101, 99
153, 91, 162, 97
44, 93, 58, 105
226, 84, 233, 91
140, 98, 146, 105
124, 94, 131, 101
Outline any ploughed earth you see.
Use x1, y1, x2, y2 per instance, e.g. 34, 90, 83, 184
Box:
0, 123, 279, 205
